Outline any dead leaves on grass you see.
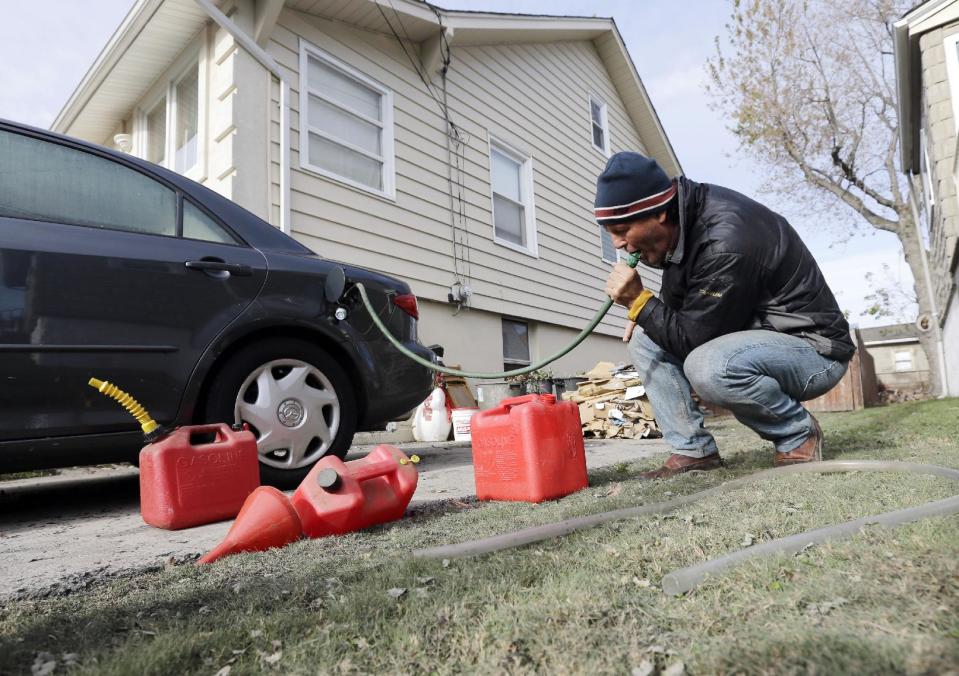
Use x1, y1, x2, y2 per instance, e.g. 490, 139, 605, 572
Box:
31, 652, 80, 676
595, 483, 623, 498
387, 575, 436, 601
803, 596, 849, 618
631, 644, 686, 676
224, 631, 282, 671
620, 575, 656, 591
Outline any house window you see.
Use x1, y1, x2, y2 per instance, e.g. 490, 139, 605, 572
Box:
146, 98, 167, 165
502, 318, 530, 372
589, 94, 610, 155
174, 66, 199, 173
140, 58, 202, 178
919, 126, 935, 238
600, 225, 619, 263
943, 32, 959, 133
894, 350, 913, 372
490, 139, 537, 256
299, 42, 395, 198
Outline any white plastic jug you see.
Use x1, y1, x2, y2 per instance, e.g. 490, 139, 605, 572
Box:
412, 387, 452, 442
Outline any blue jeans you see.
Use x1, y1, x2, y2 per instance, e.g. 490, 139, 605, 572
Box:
628, 330, 848, 457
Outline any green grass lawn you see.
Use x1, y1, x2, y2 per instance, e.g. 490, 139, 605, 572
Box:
2, 400, 958, 675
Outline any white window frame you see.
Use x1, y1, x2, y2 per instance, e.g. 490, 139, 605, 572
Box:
298, 40, 395, 200
588, 93, 610, 157
488, 135, 538, 257
894, 350, 913, 372
502, 318, 531, 371
142, 92, 169, 165
599, 225, 620, 264
946, 32, 959, 208
134, 37, 207, 183
919, 126, 935, 250
943, 32, 959, 134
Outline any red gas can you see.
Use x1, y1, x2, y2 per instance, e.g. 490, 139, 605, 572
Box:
139, 423, 260, 530
292, 444, 418, 538
470, 393, 587, 502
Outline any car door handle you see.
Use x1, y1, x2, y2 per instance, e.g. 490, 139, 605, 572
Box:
185, 259, 253, 276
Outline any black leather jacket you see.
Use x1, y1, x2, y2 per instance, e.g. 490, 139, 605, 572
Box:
636, 177, 855, 362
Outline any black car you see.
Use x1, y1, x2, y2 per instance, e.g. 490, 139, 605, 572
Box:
0, 119, 434, 486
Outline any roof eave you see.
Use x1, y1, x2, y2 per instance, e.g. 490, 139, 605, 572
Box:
54, 0, 680, 177
427, 11, 682, 175
605, 19, 682, 177
441, 12, 611, 35
51, 0, 166, 134
893, 0, 959, 175
893, 17, 916, 174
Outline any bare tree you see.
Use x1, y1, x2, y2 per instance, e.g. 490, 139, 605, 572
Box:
706, 0, 943, 394
862, 262, 919, 321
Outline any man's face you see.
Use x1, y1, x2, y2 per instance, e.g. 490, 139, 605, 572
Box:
603, 211, 674, 268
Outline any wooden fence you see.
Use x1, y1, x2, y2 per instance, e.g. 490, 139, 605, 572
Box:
703, 329, 878, 415
805, 329, 878, 412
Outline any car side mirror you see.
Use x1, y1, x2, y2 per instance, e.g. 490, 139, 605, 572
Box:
324, 266, 347, 304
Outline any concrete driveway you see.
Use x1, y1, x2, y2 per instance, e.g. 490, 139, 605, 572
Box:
0, 437, 669, 599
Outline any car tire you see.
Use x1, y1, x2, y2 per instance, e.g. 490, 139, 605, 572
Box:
200, 338, 357, 489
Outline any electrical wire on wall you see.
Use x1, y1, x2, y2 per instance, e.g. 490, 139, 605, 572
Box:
377, 2, 473, 314
439, 16, 474, 317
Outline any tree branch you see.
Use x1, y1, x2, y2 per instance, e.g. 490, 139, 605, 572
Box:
829, 144, 899, 210
783, 132, 900, 231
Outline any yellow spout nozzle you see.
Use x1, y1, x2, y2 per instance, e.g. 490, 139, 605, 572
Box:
88, 377, 159, 436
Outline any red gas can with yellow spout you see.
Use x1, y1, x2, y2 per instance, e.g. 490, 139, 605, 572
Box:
470, 393, 587, 502
139, 423, 260, 530
292, 444, 418, 537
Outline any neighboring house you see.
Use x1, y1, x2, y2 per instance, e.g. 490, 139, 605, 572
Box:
894, 0, 959, 396
51, 0, 680, 386
860, 323, 932, 393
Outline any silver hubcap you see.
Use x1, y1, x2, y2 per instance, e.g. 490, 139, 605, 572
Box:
234, 358, 341, 470
277, 399, 304, 427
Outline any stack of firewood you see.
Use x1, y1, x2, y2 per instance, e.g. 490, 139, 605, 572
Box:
561, 362, 661, 440
878, 387, 928, 404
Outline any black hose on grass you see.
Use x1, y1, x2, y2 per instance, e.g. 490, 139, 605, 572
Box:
411, 461, 959, 595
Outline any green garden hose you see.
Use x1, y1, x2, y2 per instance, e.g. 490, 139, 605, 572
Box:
354, 252, 640, 379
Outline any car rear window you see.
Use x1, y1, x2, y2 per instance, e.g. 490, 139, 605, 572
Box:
182, 200, 238, 244
0, 129, 176, 236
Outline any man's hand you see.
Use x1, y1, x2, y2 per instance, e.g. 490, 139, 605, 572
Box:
605, 262, 645, 307
623, 321, 636, 343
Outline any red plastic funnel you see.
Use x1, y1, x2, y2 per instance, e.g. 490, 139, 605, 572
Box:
198, 486, 302, 564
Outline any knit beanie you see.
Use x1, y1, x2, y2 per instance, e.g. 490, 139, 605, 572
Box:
594, 151, 675, 225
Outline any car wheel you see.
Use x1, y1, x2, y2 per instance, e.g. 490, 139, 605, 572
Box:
201, 338, 357, 488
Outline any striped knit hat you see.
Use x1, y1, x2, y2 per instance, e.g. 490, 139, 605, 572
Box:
594, 152, 676, 225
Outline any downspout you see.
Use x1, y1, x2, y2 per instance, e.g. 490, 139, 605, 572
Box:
193, 0, 291, 235
907, 180, 950, 397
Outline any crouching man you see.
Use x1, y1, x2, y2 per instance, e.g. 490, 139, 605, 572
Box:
598, 152, 854, 479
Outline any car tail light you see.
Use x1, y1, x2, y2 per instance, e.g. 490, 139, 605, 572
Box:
393, 293, 419, 319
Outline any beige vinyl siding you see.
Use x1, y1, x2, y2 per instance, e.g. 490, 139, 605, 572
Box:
919, 23, 959, 314
266, 9, 664, 337
415, 299, 629, 378
944, 278, 959, 395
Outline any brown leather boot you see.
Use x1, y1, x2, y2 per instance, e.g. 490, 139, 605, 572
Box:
774, 415, 823, 466
639, 453, 723, 479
